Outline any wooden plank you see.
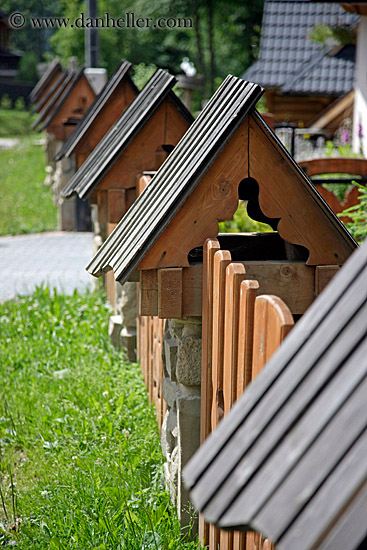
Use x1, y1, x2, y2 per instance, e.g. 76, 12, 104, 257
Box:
137, 174, 152, 196
211, 250, 232, 429
317, 481, 367, 550
139, 270, 158, 316
210, 249, 231, 550
190, 268, 367, 519
249, 111, 355, 265
240, 261, 314, 315
182, 265, 202, 317
223, 263, 247, 415
158, 268, 183, 319
251, 356, 367, 540
184, 248, 367, 491
108, 189, 127, 224
204, 303, 367, 526
252, 295, 294, 379
237, 280, 259, 397
199, 238, 220, 548
279, 433, 367, 550
315, 265, 340, 295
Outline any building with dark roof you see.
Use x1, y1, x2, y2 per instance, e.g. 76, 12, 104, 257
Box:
243, 1, 359, 125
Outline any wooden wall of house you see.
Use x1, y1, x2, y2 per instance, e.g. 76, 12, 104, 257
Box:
265, 90, 334, 126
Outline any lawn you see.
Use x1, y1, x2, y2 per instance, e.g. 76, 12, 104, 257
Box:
0, 139, 57, 236
0, 288, 200, 549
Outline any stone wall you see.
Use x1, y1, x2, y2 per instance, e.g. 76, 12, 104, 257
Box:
161, 317, 202, 532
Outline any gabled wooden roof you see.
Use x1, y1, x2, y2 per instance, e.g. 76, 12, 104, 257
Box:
86, 75, 356, 284
55, 60, 137, 161
32, 69, 77, 130
34, 70, 69, 113
39, 66, 88, 132
62, 69, 192, 200
184, 241, 367, 550
29, 58, 62, 103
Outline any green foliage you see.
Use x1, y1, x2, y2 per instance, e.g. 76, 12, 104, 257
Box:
0, 139, 57, 235
309, 23, 355, 47
0, 95, 12, 110
0, 109, 37, 136
219, 201, 273, 233
131, 63, 158, 89
15, 51, 40, 84
0, 288, 201, 549
49, 0, 264, 98
339, 183, 367, 243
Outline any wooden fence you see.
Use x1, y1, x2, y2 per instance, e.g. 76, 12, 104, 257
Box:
200, 238, 294, 550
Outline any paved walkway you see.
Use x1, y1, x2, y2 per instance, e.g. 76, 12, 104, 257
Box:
0, 232, 95, 302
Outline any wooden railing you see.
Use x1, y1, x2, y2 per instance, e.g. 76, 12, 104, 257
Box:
299, 157, 367, 224
200, 238, 294, 550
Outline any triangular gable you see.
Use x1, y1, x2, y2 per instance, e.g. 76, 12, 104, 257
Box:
62, 69, 192, 200
29, 58, 62, 103
86, 75, 355, 284
39, 66, 95, 132
183, 241, 367, 549
55, 59, 138, 162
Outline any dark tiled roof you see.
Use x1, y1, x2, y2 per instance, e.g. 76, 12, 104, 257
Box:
39, 66, 87, 132
55, 60, 137, 161
86, 77, 263, 283
184, 240, 367, 550
62, 69, 193, 200
29, 58, 61, 103
243, 1, 359, 95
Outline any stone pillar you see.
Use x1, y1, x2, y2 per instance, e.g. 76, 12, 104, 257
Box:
161, 317, 202, 533
109, 281, 138, 362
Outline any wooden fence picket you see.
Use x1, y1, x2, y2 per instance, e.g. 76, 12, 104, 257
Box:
200, 238, 221, 546
252, 295, 295, 379
236, 279, 259, 399
210, 249, 231, 550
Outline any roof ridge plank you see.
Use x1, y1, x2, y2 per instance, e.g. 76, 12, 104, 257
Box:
34, 70, 68, 113
86, 77, 263, 281
29, 57, 61, 102
62, 68, 177, 199
32, 70, 75, 130
55, 59, 137, 162
39, 65, 87, 132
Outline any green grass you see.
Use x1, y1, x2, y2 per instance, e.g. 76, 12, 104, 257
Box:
0, 140, 57, 236
0, 288, 200, 549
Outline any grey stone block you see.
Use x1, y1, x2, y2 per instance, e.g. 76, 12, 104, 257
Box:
164, 338, 178, 380
162, 377, 178, 410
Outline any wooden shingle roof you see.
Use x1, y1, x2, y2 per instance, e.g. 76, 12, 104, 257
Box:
55, 60, 137, 161
34, 70, 69, 113
29, 58, 62, 103
32, 69, 77, 130
39, 66, 87, 131
62, 69, 192, 200
184, 241, 367, 550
